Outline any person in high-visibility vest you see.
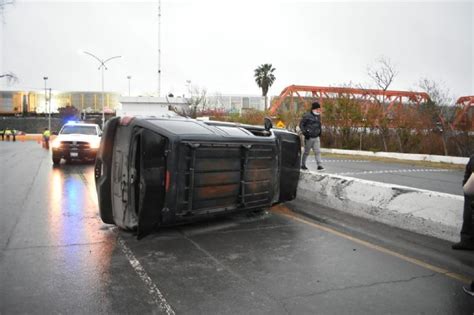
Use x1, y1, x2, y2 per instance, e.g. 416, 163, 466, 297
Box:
4, 128, 12, 141
43, 128, 51, 149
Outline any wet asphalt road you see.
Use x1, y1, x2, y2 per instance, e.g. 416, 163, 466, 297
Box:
305, 157, 464, 196
1, 141, 474, 314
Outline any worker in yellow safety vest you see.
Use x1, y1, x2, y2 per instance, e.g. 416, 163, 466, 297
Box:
4, 128, 12, 141
43, 128, 51, 149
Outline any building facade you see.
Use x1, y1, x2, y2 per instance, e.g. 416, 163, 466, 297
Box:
0, 90, 121, 114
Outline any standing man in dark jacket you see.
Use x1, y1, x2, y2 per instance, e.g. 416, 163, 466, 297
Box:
299, 101, 324, 171
453, 155, 474, 250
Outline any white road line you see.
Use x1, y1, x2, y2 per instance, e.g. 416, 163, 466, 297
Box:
336, 169, 452, 176
309, 160, 370, 163
118, 238, 176, 315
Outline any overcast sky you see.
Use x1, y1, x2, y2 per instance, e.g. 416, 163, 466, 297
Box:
1, 0, 473, 100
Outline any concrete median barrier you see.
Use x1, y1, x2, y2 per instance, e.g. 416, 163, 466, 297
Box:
296, 171, 463, 242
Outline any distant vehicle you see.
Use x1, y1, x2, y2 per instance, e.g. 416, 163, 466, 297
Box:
95, 116, 301, 239
51, 121, 102, 165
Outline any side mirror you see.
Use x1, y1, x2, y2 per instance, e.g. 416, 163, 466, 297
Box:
264, 117, 273, 131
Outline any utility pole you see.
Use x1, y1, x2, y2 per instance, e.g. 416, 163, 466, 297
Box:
157, 0, 161, 97
43, 76, 50, 130
127, 75, 132, 96
48, 88, 51, 129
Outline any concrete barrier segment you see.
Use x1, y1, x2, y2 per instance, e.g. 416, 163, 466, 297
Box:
321, 148, 469, 165
296, 171, 464, 242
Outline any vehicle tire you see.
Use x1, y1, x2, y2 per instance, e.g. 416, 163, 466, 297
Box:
52, 157, 60, 165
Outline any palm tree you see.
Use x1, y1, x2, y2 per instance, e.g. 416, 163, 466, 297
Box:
254, 64, 276, 110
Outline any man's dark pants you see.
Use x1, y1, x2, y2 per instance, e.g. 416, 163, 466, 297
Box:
461, 195, 474, 242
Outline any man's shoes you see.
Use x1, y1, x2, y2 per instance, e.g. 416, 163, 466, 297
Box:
301, 165, 308, 170
452, 241, 474, 250
317, 166, 325, 171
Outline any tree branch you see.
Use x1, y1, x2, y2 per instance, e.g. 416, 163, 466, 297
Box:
0, 72, 18, 84
367, 57, 398, 91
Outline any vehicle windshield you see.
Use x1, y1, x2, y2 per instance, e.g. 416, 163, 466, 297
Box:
60, 125, 97, 135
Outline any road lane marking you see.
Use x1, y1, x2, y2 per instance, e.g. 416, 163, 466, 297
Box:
118, 238, 176, 315
272, 205, 471, 284
80, 170, 174, 314
310, 160, 370, 163
336, 169, 452, 176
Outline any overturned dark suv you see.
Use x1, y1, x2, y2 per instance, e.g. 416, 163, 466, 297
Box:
95, 116, 301, 238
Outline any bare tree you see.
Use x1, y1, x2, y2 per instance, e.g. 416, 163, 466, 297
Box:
417, 78, 454, 155
189, 86, 207, 115
367, 57, 398, 91
173, 85, 208, 118
417, 78, 453, 108
367, 57, 398, 151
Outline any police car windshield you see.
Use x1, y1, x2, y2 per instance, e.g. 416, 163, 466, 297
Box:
61, 125, 97, 135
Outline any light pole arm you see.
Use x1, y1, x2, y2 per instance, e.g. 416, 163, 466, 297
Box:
103, 55, 122, 64
83, 51, 104, 66
83, 50, 121, 129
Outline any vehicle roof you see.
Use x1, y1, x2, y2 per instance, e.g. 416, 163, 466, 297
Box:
134, 116, 271, 139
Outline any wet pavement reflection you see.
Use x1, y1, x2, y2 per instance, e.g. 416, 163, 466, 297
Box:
1, 143, 121, 313
48, 165, 116, 284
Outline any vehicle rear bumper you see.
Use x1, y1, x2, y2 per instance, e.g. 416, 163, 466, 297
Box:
52, 148, 98, 160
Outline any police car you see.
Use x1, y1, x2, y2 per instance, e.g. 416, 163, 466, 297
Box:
51, 121, 102, 165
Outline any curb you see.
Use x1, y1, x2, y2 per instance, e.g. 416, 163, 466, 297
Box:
321, 148, 469, 165
296, 171, 463, 242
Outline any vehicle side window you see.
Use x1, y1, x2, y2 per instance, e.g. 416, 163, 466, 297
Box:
142, 133, 165, 169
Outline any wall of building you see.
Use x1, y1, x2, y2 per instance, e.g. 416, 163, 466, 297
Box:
206, 95, 265, 112
0, 117, 66, 133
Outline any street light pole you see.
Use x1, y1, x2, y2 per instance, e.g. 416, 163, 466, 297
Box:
43, 76, 50, 130
127, 75, 132, 96
101, 66, 105, 125
83, 51, 121, 128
